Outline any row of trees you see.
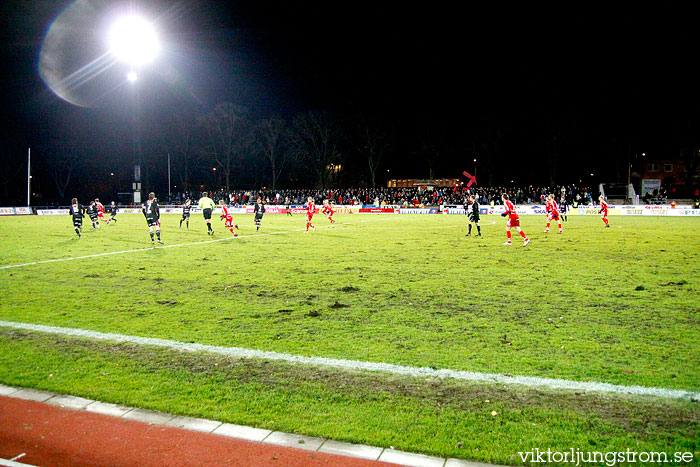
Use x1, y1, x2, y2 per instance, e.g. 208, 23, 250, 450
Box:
159, 103, 393, 195
1, 103, 511, 205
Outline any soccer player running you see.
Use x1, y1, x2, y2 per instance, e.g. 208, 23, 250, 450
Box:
254, 199, 265, 231
322, 199, 336, 224
465, 194, 481, 236
599, 195, 610, 227
179, 199, 191, 229
142, 192, 162, 244
86, 200, 99, 229
95, 198, 107, 223
106, 201, 118, 224
219, 200, 239, 236
198, 192, 216, 235
501, 193, 530, 246
304, 197, 316, 233
69, 197, 84, 238
544, 194, 563, 234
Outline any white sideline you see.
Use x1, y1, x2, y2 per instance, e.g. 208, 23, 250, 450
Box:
1, 320, 698, 402
0, 217, 400, 271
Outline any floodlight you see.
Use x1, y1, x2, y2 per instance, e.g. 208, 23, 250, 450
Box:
127, 71, 138, 82
109, 15, 159, 66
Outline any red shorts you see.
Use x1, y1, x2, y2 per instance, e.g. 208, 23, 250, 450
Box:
549, 212, 559, 221
224, 217, 233, 228
306, 213, 314, 221
507, 217, 520, 228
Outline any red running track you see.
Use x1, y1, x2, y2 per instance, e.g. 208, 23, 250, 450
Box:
0, 396, 396, 467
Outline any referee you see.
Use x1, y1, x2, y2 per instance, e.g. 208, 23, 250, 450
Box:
198, 191, 216, 235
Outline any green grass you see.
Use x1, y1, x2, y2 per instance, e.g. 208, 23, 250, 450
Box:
1, 212, 699, 464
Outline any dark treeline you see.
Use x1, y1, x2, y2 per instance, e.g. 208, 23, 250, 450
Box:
2, 98, 700, 206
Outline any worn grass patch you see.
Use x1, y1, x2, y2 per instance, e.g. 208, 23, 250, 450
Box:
1, 330, 698, 465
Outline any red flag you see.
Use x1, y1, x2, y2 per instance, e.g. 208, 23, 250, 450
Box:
462, 171, 477, 188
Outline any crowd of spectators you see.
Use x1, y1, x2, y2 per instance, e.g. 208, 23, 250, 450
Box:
169, 185, 597, 207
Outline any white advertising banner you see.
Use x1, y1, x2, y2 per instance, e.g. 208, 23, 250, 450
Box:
37, 209, 70, 215
619, 205, 700, 216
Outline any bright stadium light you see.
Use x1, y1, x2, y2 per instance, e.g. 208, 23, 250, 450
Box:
109, 15, 159, 66
127, 71, 138, 82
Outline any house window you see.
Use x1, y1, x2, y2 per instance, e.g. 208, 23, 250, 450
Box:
664, 163, 673, 172
647, 163, 659, 172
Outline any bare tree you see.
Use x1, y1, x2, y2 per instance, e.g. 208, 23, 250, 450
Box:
160, 109, 202, 195
197, 103, 246, 191
288, 111, 344, 188
254, 115, 288, 191
352, 115, 391, 188
417, 125, 446, 180
48, 150, 78, 201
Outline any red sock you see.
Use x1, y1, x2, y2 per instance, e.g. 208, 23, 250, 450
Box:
519, 230, 528, 240
546, 222, 550, 229
507, 231, 512, 242
604, 218, 609, 225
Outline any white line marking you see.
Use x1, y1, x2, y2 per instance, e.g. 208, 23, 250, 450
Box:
0, 456, 37, 467
0, 217, 401, 271
1, 320, 697, 401
8, 455, 25, 462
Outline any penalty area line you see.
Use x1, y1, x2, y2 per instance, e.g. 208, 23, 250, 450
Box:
0, 320, 697, 402
0, 216, 402, 271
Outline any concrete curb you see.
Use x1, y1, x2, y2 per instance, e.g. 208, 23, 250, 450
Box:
0, 384, 502, 467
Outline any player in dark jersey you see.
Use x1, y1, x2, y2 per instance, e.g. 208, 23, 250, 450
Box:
86, 201, 99, 229
254, 199, 265, 231
465, 194, 481, 236
106, 201, 118, 224
179, 199, 192, 229
559, 195, 568, 222
142, 192, 162, 244
69, 197, 84, 238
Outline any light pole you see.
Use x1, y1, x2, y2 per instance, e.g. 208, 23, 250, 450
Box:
108, 14, 159, 205
27, 148, 31, 207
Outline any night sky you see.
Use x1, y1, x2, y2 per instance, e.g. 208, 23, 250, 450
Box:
1, 2, 699, 202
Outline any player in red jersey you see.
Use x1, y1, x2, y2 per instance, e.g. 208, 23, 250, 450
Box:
599, 195, 610, 227
219, 201, 239, 236
544, 194, 563, 234
95, 198, 107, 223
321, 199, 335, 223
501, 194, 530, 246
304, 197, 316, 233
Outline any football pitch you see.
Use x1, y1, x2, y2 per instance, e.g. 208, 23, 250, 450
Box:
1, 212, 699, 464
